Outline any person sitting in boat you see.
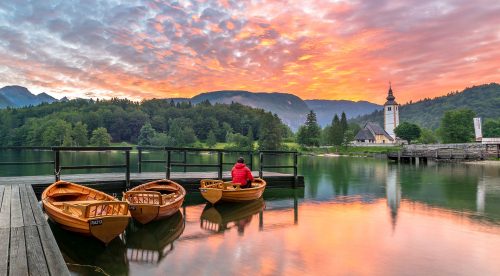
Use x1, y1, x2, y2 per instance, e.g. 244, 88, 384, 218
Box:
231, 157, 254, 188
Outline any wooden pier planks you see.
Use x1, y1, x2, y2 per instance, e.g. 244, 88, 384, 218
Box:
0, 184, 69, 276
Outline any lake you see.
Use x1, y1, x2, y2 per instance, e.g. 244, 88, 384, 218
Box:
2, 152, 500, 275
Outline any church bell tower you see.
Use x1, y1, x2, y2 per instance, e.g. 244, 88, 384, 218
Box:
384, 83, 399, 139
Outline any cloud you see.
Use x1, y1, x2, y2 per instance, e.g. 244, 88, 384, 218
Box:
0, 0, 498, 103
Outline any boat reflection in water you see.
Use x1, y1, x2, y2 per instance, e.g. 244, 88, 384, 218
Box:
124, 210, 185, 264
200, 198, 265, 234
48, 219, 129, 275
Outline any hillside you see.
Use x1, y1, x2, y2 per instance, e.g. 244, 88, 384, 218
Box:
305, 100, 381, 126
351, 83, 500, 129
191, 91, 310, 131
172, 90, 381, 131
0, 85, 57, 108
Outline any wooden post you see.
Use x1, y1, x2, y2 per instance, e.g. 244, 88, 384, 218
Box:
293, 189, 298, 225
293, 152, 298, 188
166, 150, 171, 179
125, 150, 130, 188
138, 148, 142, 173
217, 151, 223, 180
249, 152, 253, 171
259, 152, 263, 179
54, 149, 60, 181
183, 150, 187, 173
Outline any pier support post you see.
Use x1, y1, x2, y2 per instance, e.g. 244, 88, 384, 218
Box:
259, 152, 263, 179
217, 151, 223, 180
125, 150, 130, 188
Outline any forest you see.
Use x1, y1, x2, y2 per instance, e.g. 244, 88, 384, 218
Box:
0, 98, 290, 150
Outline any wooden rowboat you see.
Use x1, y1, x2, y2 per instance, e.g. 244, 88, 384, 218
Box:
199, 178, 266, 204
42, 181, 130, 244
122, 179, 186, 224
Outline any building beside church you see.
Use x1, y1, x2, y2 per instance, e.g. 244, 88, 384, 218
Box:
354, 84, 400, 144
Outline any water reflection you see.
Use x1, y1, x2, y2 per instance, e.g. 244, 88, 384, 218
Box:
200, 199, 265, 235
49, 220, 129, 275
124, 211, 185, 264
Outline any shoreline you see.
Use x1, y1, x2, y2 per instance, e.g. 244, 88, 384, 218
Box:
464, 160, 500, 166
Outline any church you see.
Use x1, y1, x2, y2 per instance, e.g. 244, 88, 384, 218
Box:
354, 85, 399, 144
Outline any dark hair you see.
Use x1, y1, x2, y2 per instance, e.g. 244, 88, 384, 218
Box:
237, 157, 245, 163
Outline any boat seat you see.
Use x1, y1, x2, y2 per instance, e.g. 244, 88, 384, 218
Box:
161, 193, 176, 203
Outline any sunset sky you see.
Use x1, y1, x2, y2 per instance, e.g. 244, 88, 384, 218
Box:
0, 0, 499, 104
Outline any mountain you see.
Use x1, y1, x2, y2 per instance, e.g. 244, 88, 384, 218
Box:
304, 100, 381, 126
171, 90, 381, 131
0, 94, 13, 108
0, 85, 57, 108
190, 91, 310, 131
351, 83, 500, 129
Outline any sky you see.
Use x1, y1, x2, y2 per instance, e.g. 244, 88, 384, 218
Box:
0, 0, 499, 104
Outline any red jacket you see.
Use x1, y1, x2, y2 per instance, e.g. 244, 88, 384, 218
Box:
231, 163, 254, 185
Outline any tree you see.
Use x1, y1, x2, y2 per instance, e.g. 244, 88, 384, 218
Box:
206, 130, 217, 148
417, 128, 438, 144
259, 113, 283, 150
438, 109, 475, 143
483, 118, 500, 137
330, 114, 343, 147
42, 119, 72, 146
72, 122, 88, 146
150, 132, 174, 146
340, 112, 348, 134
138, 123, 156, 146
226, 133, 253, 151
297, 111, 321, 146
90, 127, 112, 146
394, 122, 421, 144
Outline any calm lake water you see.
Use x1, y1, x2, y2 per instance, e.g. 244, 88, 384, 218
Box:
2, 151, 500, 275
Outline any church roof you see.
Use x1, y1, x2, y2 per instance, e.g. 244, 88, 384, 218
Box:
354, 128, 374, 140
384, 84, 398, 105
354, 122, 394, 141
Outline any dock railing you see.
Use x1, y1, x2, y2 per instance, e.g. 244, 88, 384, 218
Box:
259, 150, 299, 187
137, 146, 254, 180
0, 147, 54, 167
52, 147, 132, 187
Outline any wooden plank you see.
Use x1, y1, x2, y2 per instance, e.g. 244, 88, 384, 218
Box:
0, 228, 10, 276
26, 186, 45, 226
37, 224, 70, 276
9, 227, 28, 275
0, 186, 4, 211
25, 226, 49, 276
10, 185, 23, 228
0, 185, 11, 229
19, 185, 36, 227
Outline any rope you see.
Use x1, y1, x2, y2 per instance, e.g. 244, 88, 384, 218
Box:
66, 263, 111, 276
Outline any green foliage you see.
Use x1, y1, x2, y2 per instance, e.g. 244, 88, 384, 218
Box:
438, 108, 475, 143
138, 123, 156, 146
258, 113, 284, 150
394, 122, 421, 144
206, 130, 217, 148
417, 128, 439, 144
329, 114, 343, 146
72, 122, 88, 146
483, 118, 500, 137
90, 127, 112, 146
351, 83, 500, 130
297, 110, 321, 146
225, 133, 254, 151
0, 98, 289, 149
150, 132, 174, 146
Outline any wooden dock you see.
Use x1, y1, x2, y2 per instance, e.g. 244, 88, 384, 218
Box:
0, 171, 305, 195
0, 184, 69, 276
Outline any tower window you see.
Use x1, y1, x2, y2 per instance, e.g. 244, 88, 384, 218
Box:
387, 107, 392, 111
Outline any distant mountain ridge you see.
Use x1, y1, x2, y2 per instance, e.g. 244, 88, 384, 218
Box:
304, 100, 381, 127
0, 85, 383, 131
0, 85, 57, 108
351, 83, 500, 129
169, 90, 381, 131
